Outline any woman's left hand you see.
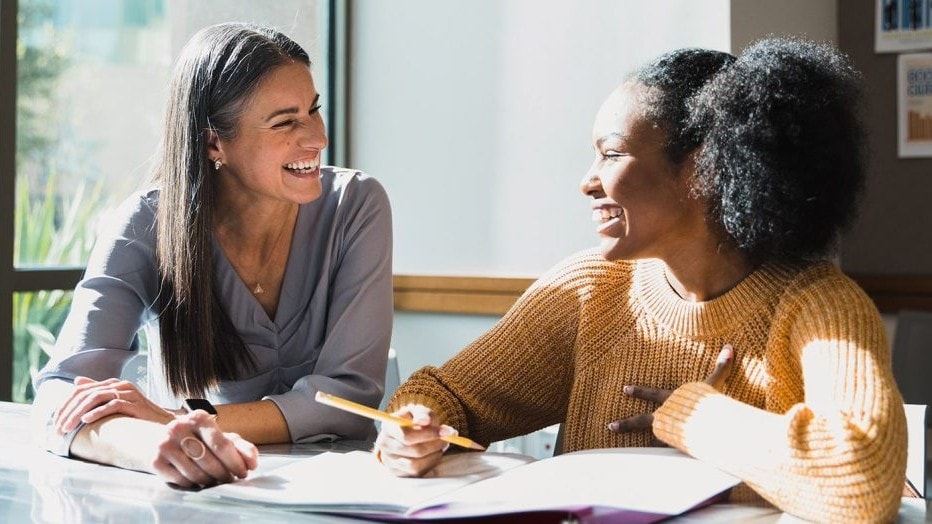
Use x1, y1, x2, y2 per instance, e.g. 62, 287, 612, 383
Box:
54, 376, 177, 434
151, 410, 258, 488
607, 344, 734, 437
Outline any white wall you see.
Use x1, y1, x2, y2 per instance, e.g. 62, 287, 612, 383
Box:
349, 0, 730, 278
349, 0, 732, 378
391, 312, 498, 381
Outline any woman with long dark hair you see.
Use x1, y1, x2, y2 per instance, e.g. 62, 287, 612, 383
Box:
33, 23, 393, 488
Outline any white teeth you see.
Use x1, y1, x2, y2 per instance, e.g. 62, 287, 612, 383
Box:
285, 160, 319, 171
592, 208, 622, 222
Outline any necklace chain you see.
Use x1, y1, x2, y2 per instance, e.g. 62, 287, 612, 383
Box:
244, 209, 294, 296
229, 210, 294, 296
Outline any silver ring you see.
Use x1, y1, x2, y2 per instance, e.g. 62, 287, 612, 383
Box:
180, 436, 207, 461
113, 390, 121, 401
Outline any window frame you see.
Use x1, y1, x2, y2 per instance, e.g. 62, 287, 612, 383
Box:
0, 0, 346, 402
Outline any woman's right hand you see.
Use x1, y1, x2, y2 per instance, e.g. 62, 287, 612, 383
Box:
53, 376, 176, 435
152, 409, 258, 488
608, 344, 734, 439
373, 404, 456, 477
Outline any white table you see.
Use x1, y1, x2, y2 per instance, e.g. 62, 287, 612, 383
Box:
0, 401, 928, 522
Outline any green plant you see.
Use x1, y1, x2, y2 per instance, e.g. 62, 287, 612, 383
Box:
11, 0, 156, 403
12, 172, 108, 403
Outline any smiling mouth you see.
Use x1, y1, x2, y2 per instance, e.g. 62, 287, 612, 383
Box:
592, 208, 622, 223
284, 160, 319, 174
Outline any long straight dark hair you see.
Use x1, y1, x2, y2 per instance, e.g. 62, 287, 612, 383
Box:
153, 23, 310, 397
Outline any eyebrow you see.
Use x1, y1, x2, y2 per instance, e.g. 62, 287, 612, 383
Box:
263, 93, 320, 122
595, 132, 626, 148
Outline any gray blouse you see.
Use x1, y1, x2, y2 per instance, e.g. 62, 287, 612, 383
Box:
35, 167, 393, 442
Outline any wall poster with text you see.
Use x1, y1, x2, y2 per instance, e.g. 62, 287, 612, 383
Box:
898, 53, 932, 157
877, 0, 932, 52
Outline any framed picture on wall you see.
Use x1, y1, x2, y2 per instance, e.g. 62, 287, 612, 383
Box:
898, 53, 932, 157
877, 0, 932, 52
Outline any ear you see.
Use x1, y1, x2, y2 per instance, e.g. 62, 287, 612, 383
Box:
677, 149, 706, 206
676, 149, 701, 191
678, 149, 699, 179
206, 128, 223, 159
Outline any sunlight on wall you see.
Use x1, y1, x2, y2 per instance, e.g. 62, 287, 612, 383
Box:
350, 0, 730, 277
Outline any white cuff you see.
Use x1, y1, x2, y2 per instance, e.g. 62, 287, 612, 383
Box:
47, 418, 85, 457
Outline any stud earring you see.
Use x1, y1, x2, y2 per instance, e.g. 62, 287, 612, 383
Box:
214, 159, 222, 171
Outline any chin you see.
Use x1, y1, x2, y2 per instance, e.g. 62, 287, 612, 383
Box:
294, 180, 323, 204
296, 191, 322, 204
599, 238, 642, 262
598, 238, 620, 260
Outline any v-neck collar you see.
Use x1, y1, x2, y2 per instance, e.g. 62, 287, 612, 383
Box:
213, 203, 305, 327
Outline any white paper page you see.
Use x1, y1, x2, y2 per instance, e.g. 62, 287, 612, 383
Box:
412, 448, 740, 518
197, 450, 535, 514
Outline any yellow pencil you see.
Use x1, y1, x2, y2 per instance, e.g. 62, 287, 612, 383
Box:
315, 391, 485, 451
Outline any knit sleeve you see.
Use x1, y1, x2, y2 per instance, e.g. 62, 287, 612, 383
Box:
652, 271, 907, 523
387, 251, 603, 446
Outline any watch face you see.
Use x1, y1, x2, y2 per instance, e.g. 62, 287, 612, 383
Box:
184, 398, 218, 415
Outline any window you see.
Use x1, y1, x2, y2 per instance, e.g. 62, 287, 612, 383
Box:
1, 0, 341, 402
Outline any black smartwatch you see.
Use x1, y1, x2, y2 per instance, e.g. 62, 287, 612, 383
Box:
183, 398, 218, 415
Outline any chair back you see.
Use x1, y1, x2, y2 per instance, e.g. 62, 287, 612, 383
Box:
893, 310, 932, 405
892, 311, 932, 497
904, 404, 929, 497
380, 348, 400, 412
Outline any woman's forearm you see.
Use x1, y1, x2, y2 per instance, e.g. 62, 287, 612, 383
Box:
214, 399, 290, 444
70, 415, 164, 473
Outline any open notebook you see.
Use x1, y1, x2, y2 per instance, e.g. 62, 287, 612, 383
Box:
195, 447, 740, 523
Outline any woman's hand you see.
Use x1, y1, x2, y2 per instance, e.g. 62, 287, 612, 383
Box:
373, 404, 457, 477
54, 376, 177, 435
152, 410, 258, 488
608, 344, 734, 437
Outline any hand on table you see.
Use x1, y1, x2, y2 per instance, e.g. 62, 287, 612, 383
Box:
152, 409, 258, 488
373, 403, 459, 477
607, 344, 734, 442
51, 377, 258, 487
54, 376, 177, 435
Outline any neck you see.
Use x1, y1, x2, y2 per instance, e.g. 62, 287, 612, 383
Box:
214, 197, 298, 303
662, 243, 754, 302
214, 198, 298, 249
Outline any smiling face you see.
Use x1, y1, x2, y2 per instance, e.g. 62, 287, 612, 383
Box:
211, 62, 328, 207
581, 83, 705, 261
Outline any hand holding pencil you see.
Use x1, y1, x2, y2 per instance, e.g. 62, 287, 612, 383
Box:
315, 391, 484, 451
316, 391, 484, 478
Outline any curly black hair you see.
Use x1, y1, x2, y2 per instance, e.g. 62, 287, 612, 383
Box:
633, 48, 736, 163
688, 37, 866, 263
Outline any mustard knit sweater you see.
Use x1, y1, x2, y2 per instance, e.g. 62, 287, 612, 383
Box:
389, 250, 907, 523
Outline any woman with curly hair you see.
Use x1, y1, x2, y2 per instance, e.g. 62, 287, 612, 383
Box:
373, 38, 907, 522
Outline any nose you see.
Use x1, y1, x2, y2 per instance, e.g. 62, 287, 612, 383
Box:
297, 118, 328, 151
580, 164, 603, 197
